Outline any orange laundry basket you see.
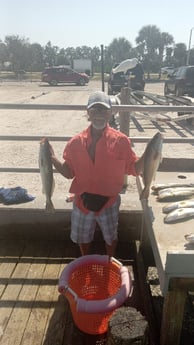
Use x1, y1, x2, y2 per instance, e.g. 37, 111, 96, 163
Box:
58, 255, 132, 335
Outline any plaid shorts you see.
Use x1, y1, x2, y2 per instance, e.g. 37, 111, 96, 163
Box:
70, 195, 121, 246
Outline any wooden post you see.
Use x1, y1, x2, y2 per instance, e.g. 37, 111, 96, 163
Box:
160, 279, 187, 345
107, 306, 149, 345
119, 87, 131, 136
119, 87, 131, 188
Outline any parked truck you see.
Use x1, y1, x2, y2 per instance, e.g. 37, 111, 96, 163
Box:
108, 58, 145, 95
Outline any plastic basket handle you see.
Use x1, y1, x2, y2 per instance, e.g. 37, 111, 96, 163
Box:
110, 256, 123, 268
58, 285, 78, 301
67, 287, 77, 300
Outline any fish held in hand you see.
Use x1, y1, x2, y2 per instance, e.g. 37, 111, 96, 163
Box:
39, 137, 55, 211
164, 207, 194, 223
140, 132, 163, 200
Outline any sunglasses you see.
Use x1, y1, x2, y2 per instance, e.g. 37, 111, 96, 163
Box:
89, 107, 110, 115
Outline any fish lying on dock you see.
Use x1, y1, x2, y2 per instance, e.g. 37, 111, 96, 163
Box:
185, 233, 194, 243
163, 199, 194, 213
164, 207, 194, 223
157, 187, 194, 201
152, 182, 194, 193
39, 137, 55, 211
140, 132, 163, 200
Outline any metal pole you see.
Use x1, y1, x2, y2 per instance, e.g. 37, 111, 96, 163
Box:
119, 87, 131, 187
186, 27, 194, 65
101, 44, 105, 91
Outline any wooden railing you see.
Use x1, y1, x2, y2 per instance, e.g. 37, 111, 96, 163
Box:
0, 101, 194, 174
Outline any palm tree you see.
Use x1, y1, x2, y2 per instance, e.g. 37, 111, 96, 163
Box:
173, 43, 187, 66
107, 37, 132, 65
136, 25, 174, 77
158, 32, 174, 66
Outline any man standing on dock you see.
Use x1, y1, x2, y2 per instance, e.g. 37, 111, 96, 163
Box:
49, 91, 144, 256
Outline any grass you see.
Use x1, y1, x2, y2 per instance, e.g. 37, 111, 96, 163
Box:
0, 71, 167, 83
0, 71, 41, 81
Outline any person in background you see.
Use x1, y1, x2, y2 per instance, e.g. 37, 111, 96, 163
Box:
49, 91, 144, 257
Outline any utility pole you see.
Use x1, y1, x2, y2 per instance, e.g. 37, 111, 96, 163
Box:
101, 44, 105, 92
186, 27, 194, 65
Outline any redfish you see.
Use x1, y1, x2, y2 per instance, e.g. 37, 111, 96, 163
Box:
140, 132, 163, 199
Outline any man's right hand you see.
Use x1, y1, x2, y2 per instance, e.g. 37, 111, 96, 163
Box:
48, 142, 55, 162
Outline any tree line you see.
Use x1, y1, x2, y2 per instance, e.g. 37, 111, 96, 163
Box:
0, 25, 194, 76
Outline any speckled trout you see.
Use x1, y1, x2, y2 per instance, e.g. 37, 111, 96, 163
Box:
164, 207, 194, 223
39, 137, 55, 211
152, 183, 194, 193
163, 199, 194, 213
157, 187, 194, 201
140, 132, 163, 199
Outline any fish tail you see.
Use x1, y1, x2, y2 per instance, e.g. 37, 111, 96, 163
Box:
46, 199, 55, 212
140, 187, 150, 200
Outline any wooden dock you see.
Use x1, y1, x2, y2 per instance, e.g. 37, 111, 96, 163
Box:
0, 228, 151, 345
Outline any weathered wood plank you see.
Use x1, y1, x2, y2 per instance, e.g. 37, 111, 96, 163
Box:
22, 242, 68, 345
44, 289, 71, 345
160, 285, 187, 345
135, 242, 160, 345
0, 241, 50, 345
43, 243, 79, 345
0, 240, 26, 340
0, 239, 25, 297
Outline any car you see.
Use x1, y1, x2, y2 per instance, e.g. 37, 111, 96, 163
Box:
107, 59, 145, 95
164, 65, 194, 97
41, 66, 89, 86
161, 67, 175, 76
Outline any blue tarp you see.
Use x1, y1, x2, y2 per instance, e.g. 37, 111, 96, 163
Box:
0, 187, 35, 205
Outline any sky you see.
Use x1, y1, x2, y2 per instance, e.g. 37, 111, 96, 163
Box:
1, 0, 194, 50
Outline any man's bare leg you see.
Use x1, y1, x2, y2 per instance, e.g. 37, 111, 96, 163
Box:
79, 243, 91, 256
105, 239, 117, 257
